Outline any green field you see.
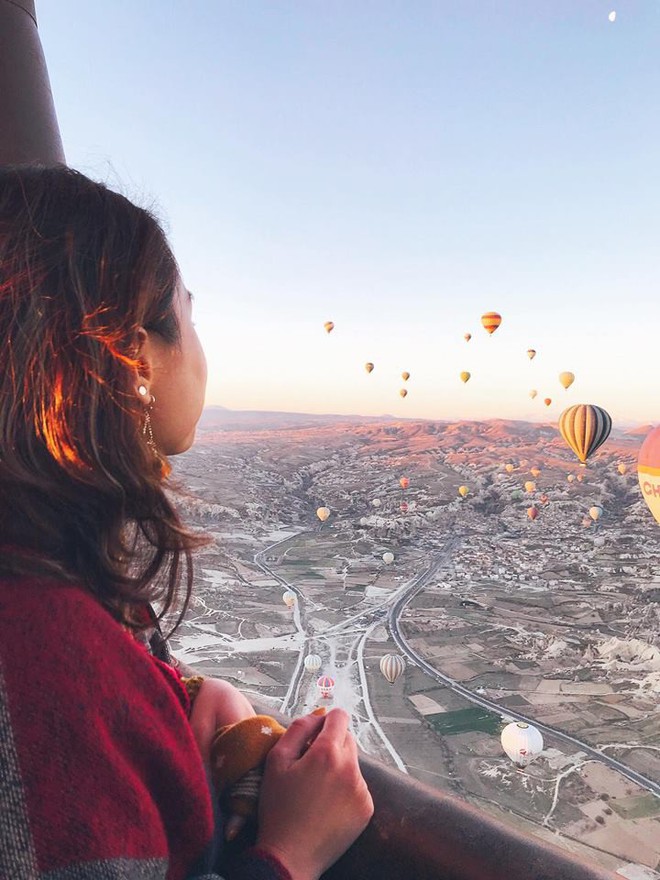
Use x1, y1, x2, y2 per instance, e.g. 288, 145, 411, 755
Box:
426, 707, 502, 736
610, 793, 660, 820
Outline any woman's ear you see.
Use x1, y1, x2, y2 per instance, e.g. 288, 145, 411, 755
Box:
134, 325, 154, 393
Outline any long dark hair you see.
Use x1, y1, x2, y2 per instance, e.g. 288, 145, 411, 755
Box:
0, 165, 205, 630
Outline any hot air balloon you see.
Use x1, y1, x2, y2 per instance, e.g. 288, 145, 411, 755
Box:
401, 371, 410, 381
567, 474, 575, 483
458, 486, 469, 498
559, 404, 612, 464
544, 398, 552, 407
282, 590, 296, 608
511, 489, 523, 501
589, 505, 603, 522
399, 388, 408, 398
576, 473, 585, 483
501, 722, 544, 769
539, 494, 549, 505
316, 506, 330, 522
524, 481, 536, 493
460, 371, 471, 384
400, 501, 409, 514
365, 362, 374, 374
527, 507, 539, 521
324, 321, 334, 334
372, 498, 382, 507
481, 312, 502, 335
504, 463, 515, 474
380, 654, 406, 684
638, 426, 660, 525
559, 371, 575, 390
316, 675, 335, 699
400, 477, 410, 490
529, 390, 538, 400
382, 551, 395, 565
527, 349, 536, 361
519, 459, 529, 467
464, 333, 472, 342
608, 11, 616, 22
304, 654, 322, 672
530, 467, 541, 478
617, 463, 627, 476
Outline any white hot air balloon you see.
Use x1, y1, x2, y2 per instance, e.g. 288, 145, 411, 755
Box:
372, 498, 382, 508
304, 653, 322, 672
382, 551, 395, 565
608, 10, 616, 22
282, 590, 296, 609
380, 653, 406, 684
501, 721, 544, 769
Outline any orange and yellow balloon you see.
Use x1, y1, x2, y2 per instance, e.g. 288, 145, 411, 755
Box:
460, 371, 471, 384
638, 426, 660, 525
481, 312, 502, 335
324, 321, 334, 334
458, 485, 469, 498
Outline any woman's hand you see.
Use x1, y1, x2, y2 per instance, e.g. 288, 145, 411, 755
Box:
255, 709, 374, 880
188, 678, 255, 769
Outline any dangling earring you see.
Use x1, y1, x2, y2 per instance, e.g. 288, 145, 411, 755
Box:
141, 394, 159, 457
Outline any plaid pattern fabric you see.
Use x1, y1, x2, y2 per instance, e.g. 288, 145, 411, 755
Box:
0, 576, 290, 880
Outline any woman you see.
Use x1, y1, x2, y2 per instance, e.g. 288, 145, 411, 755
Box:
0, 164, 373, 880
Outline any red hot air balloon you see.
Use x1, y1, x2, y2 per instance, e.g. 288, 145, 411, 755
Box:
400, 501, 409, 514
544, 398, 552, 407
399, 477, 410, 490
527, 506, 539, 521
638, 425, 660, 525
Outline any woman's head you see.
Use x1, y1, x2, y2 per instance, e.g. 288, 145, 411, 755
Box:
0, 165, 207, 626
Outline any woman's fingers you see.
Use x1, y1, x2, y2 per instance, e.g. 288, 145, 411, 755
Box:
271, 711, 327, 764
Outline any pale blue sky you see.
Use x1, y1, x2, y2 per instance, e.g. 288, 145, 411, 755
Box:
38, 1, 659, 423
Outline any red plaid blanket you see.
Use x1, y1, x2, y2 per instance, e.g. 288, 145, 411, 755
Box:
0, 575, 289, 880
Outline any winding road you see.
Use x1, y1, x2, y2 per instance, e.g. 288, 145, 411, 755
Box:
254, 530, 660, 799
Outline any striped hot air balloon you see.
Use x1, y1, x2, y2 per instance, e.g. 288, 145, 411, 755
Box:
304, 654, 322, 672
638, 426, 660, 525
380, 654, 406, 684
316, 675, 335, 698
559, 404, 612, 464
481, 312, 502, 335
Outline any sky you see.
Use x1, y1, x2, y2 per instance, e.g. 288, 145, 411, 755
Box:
38, 1, 660, 425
